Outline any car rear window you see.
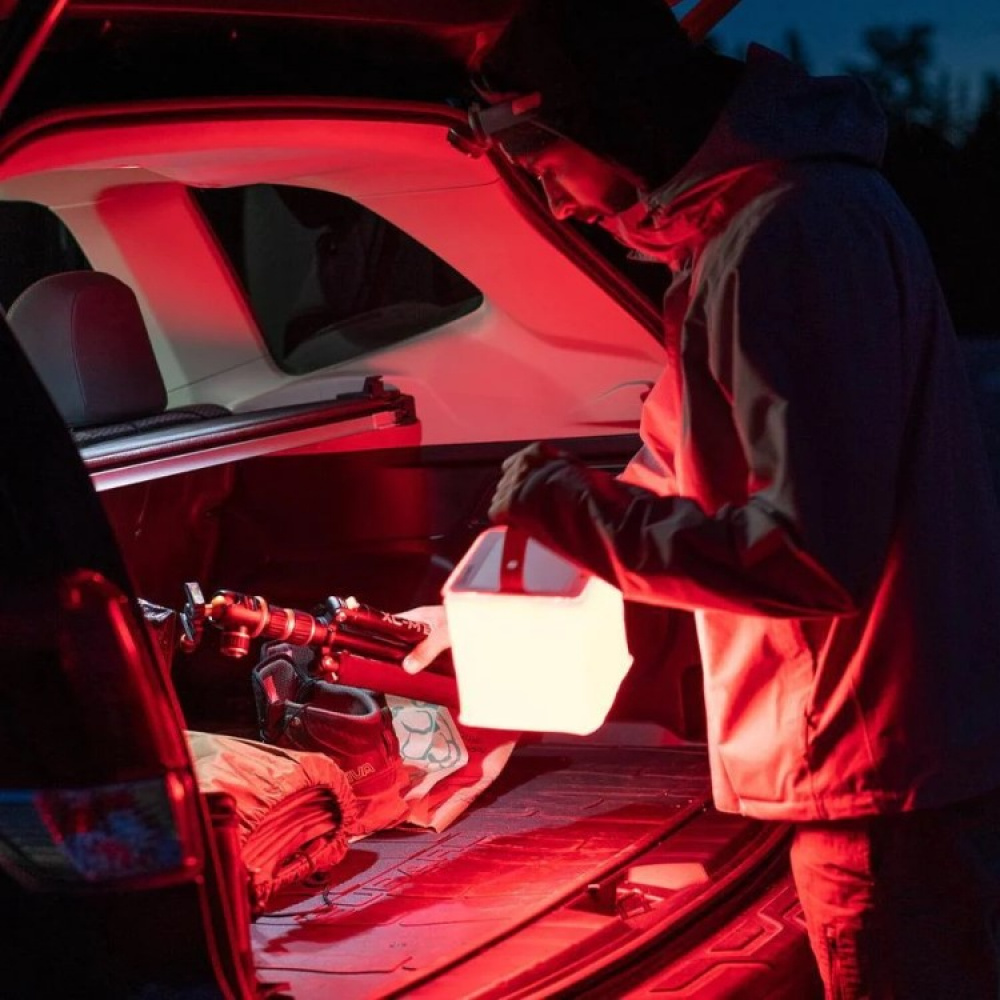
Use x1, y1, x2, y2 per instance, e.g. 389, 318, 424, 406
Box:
194, 183, 483, 374
0, 201, 91, 309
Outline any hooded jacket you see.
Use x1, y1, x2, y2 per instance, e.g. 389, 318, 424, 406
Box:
508, 47, 1000, 821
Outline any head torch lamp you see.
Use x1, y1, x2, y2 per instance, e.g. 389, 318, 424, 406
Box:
448, 91, 567, 159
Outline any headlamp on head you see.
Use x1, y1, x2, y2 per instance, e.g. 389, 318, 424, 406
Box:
448, 91, 568, 160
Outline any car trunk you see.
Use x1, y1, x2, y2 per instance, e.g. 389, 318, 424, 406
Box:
86, 405, 807, 997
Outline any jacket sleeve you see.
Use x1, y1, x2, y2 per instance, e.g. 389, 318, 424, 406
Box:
508, 182, 910, 618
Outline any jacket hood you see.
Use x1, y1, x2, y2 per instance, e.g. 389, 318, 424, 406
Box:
648, 44, 888, 210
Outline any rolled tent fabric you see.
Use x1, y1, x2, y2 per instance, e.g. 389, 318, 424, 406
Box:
187, 731, 358, 912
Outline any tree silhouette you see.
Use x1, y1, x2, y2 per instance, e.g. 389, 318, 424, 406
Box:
832, 23, 999, 338
845, 24, 939, 129
782, 28, 811, 72
966, 73, 1000, 162
954, 73, 1000, 337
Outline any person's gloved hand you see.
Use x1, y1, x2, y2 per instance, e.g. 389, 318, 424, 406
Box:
488, 442, 563, 522
398, 605, 450, 674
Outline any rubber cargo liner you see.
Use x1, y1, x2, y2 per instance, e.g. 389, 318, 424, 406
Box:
252, 741, 711, 998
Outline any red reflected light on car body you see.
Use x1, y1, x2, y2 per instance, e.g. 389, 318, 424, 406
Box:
0, 772, 201, 887
0, 571, 204, 889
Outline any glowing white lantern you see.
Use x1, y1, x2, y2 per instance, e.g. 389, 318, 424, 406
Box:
442, 526, 633, 735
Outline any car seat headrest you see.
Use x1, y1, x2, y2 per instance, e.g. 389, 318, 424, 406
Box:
7, 270, 167, 428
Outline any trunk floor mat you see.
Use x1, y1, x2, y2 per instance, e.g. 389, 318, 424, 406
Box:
252, 742, 710, 999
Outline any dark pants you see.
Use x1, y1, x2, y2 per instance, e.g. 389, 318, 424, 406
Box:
789, 788, 1000, 999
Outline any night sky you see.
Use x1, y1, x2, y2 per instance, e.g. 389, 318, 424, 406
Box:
706, 0, 998, 99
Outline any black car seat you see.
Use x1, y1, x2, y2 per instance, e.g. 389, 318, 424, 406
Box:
7, 270, 228, 445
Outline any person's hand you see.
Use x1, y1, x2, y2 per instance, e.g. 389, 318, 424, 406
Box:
398, 605, 451, 674
488, 442, 561, 522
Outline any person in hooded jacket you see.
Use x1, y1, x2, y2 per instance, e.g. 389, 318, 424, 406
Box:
400, 1, 1000, 996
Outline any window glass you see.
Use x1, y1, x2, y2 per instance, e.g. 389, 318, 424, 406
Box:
0, 202, 90, 309
195, 184, 483, 373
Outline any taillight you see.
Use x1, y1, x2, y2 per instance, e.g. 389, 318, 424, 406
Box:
0, 571, 205, 889
0, 771, 201, 887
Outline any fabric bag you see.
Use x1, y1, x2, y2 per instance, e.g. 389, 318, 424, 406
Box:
187, 730, 358, 913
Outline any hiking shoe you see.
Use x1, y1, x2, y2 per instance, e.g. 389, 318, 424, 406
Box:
252, 642, 409, 834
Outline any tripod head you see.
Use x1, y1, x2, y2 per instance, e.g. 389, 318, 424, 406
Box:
177, 582, 457, 708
